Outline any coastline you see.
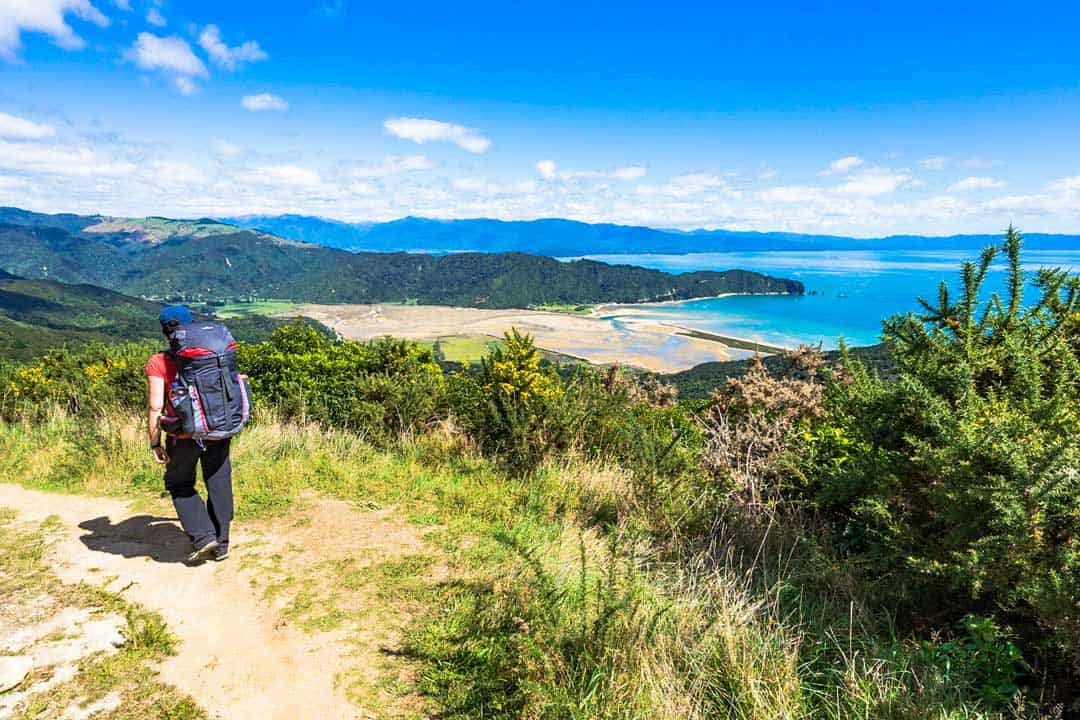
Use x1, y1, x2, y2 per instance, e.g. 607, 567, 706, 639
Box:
590, 293, 739, 316
287, 302, 772, 373
591, 292, 794, 355
663, 325, 789, 354
591, 289, 797, 315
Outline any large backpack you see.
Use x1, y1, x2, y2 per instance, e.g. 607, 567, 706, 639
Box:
160, 321, 252, 441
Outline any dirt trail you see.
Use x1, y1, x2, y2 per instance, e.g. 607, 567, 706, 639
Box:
0, 483, 427, 720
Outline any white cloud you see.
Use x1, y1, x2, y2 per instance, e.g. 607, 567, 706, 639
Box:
8, 113, 1080, 236
0, 139, 136, 177
921, 194, 972, 214
213, 139, 244, 159
833, 170, 912, 196
452, 177, 538, 196
198, 25, 267, 71
0, 0, 109, 61
610, 166, 647, 181
384, 117, 492, 154
819, 155, 864, 176
148, 160, 204, 184
758, 167, 777, 180
757, 185, 827, 204
112, 0, 131, 9
146, 8, 165, 26
636, 172, 735, 198
241, 93, 289, 112
351, 155, 436, 178
981, 194, 1057, 214
125, 32, 207, 78
348, 181, 378, 196
0, 175, 27, 190
1047, 176, 1080, 192
0, 112, 55, 140
174, 76, 197, 95
562, 167, 646, 181
919, 156, 949, 170
948, 176, 1005, 192
535, 160, 646, 182
235, 164, 322, 188
961, 156, 998, 169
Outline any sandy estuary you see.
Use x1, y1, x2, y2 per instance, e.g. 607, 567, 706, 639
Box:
291, 303, 774, 373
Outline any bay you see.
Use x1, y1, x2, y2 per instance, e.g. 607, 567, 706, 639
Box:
572, 250, 1080, 349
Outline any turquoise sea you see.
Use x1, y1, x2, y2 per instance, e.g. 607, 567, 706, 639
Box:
575, 250, 1080, 349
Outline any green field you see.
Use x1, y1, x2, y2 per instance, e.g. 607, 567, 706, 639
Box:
212, 299, 299, 318
431, 334, 504, 363
431, 334, 586, 365
527, 303, 595, 315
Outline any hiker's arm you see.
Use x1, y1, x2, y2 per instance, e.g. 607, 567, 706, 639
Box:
147, 375, 168, 463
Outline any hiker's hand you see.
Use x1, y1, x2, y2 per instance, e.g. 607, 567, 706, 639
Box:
152, 445, 169, 464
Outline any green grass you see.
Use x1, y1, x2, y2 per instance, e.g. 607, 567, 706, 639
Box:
0, 410, 1037, 720
433, 334, 504, 363
429, 334, 585, 366
0, 412, 502, 718
527, 303, 595, 315
212, 299, 299, 318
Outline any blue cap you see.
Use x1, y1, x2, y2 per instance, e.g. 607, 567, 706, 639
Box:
159, 305, 193, 333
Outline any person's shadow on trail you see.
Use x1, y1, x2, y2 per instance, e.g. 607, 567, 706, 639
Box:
78, 515, 192, 564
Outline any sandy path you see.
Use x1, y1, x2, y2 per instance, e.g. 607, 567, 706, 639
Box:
0, 484, 421, 720
295, 303, 755, 372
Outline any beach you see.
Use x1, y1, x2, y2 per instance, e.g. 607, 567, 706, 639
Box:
291, 303, 770, 373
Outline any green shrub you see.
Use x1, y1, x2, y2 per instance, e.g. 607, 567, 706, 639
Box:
460, 328, 566, 470
456, 330, 703, 495
238, 323, 447, 443
0, 340, 156, 420
913, 615, 1029, 709
810, 228, 1080, 688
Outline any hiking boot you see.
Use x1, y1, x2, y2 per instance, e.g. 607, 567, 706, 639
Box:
186, 539, 219, 564
212, 544, 229, 562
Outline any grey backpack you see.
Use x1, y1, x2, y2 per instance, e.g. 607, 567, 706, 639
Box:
160, 322, 252, 440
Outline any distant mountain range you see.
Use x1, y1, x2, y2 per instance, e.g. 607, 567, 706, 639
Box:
224, 213, 1080, 255
0, 207, 803, 308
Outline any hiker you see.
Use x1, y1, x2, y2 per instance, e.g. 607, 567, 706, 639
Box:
146, 305, 252, 564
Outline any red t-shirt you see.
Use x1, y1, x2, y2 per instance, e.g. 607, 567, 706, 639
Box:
146, 352, 189, 438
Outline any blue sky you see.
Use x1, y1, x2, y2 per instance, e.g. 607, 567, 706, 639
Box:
1, 0, 1080, 235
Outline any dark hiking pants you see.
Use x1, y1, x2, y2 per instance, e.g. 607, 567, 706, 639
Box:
164, 437, 233, 550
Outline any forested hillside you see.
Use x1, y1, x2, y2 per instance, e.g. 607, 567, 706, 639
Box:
0, 273, 164, 360
0, 209, 803, 306
0, 273, 332, 360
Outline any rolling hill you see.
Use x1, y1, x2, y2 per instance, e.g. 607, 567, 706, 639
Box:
0, 273, 165, 360
0, 208, 804, 307
0, 272, 334, 360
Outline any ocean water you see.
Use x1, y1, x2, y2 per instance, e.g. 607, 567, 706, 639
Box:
574, 250, 1080, 349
